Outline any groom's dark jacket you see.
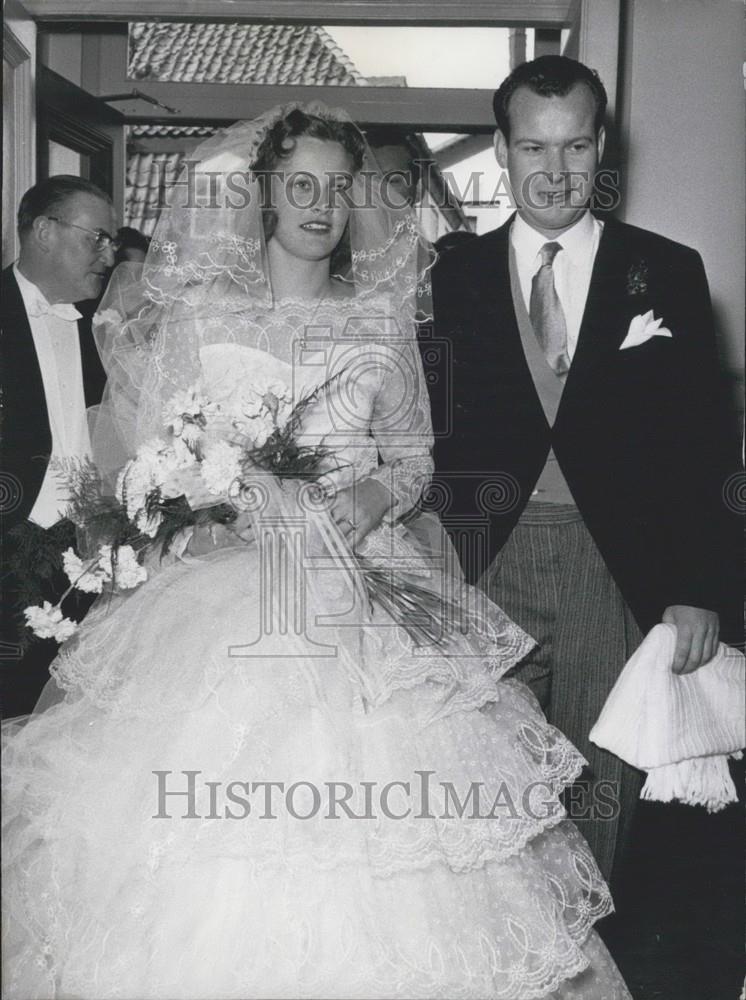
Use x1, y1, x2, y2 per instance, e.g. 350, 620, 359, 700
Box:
428, 215, 742, 641
1, 264, 107, 715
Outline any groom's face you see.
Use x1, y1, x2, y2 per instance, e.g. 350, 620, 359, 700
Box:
494, 82, 605, 236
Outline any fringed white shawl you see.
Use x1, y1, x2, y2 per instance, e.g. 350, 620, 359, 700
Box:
590, 623, 745, 812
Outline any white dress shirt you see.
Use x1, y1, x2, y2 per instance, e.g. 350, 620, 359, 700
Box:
13, 264, 92, 528
511, 210, 603, 360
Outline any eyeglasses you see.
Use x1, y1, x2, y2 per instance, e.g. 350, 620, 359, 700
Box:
46, 216, 122, 253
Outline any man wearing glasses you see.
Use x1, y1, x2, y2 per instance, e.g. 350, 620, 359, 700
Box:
1, 175, 118, 717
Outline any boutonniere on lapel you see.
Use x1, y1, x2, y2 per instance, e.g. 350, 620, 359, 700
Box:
619, 309, 672, 350
620, 259, 671, 350
626, 259, 649, 297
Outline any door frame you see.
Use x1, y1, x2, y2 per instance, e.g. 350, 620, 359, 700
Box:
37, 65, 125, 205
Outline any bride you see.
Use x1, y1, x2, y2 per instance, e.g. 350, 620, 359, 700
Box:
2, 104, 631, 1000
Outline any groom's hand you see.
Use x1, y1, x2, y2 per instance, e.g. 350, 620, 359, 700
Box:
662, 605, 720, 674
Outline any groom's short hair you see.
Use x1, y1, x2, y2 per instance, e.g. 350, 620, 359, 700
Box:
493, 55, 607, 140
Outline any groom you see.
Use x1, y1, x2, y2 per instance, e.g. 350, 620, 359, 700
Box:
429, 55, 741, 881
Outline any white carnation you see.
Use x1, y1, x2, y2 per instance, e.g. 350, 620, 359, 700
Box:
62, 547, 112, 594
240, 396, 264, 421
24, 602, 78, 642
163, 385, 219, 456
163, 385, 205, 434
93, 308, 122, 329
169, 434, 201, 471
243, 415, 273, 449
113, 545, 148, 590
237, 381, 291, 448
181, 423, 203, 449
200, 441, 242, 496
62, 546, 86, 586
116, 438, 179, 527
241, 379, 291, 421
135, 508, 162, 538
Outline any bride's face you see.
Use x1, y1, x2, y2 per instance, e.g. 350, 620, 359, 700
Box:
269, 135, 354, 263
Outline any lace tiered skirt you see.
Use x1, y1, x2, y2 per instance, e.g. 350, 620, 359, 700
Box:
2, 538, 631, 999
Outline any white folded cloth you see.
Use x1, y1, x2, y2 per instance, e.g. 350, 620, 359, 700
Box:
590, 623, 745, 812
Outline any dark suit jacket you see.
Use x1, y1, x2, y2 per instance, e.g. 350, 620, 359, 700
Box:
0, 265, 107, 715
428, 215, 742, 640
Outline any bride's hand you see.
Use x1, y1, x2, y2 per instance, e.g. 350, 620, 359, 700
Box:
329, 479, 394, 549
186, 512, 254, 556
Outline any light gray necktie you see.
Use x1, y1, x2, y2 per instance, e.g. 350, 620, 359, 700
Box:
529, 242, 570, 379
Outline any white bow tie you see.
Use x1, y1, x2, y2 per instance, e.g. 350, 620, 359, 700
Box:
27, 298, 82, 322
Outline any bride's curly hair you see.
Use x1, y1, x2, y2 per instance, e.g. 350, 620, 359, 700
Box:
251, 107, 366, 275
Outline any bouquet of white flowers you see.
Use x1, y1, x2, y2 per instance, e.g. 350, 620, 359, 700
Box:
23, 371, 475, 655
24, 375, 335, 641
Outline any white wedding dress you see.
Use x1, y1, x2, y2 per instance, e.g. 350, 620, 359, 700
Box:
2, 300, 631, 1000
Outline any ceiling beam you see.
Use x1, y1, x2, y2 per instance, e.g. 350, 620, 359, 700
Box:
23, 1, 575, 28
99, 82, 497, 131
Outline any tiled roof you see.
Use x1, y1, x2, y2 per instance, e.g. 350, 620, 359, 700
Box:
124, 151, 186, 237
128, 22, 365, 86
130, 124, 217, 139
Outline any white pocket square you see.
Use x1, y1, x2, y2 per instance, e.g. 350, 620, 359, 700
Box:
619, 310, 672, 350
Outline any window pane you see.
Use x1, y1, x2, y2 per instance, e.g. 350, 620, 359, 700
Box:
48, 140, 85, 177
323, 25, 535, 89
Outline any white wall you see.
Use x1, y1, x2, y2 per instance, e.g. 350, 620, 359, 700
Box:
441, 147, 513, 235
619, 0, 744, 391
39, 30, 83, 86
3, 0, 36, 266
